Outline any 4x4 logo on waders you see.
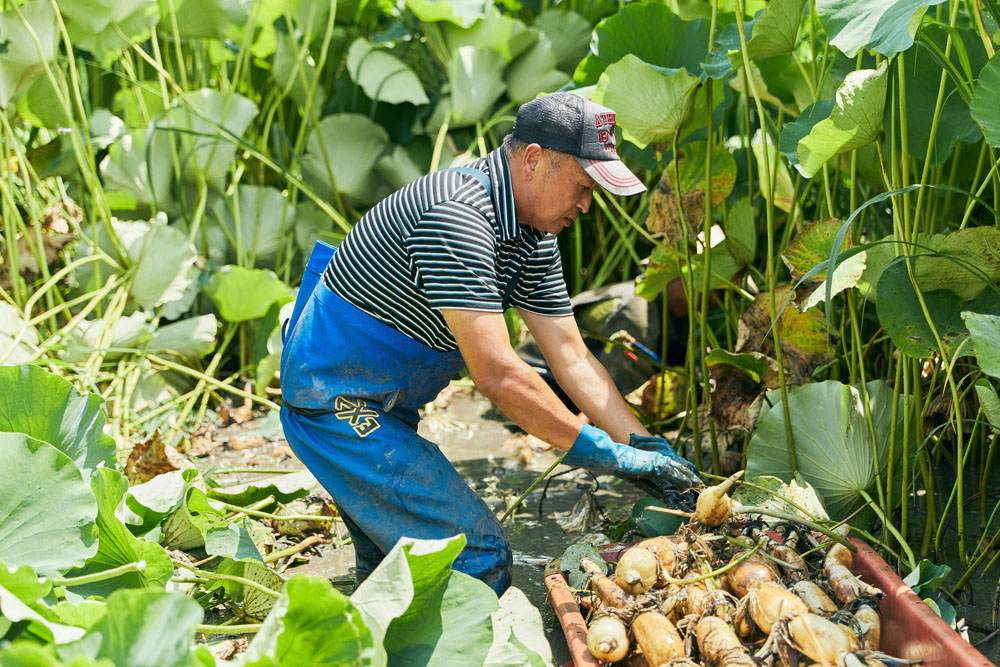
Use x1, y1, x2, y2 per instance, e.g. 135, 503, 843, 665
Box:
333, 396, 381, 437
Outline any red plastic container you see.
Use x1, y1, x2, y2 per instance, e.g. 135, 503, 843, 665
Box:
544, 539, 994, 666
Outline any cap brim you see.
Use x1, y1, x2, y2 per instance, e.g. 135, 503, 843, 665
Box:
576, 157, 646, 196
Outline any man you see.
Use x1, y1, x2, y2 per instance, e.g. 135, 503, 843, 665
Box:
279, 92, 700, 595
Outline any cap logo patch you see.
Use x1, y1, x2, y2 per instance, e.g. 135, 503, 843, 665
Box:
595, 112, 616, 128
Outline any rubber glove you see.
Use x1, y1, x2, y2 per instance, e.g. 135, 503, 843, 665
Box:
563, 424, 701, 491
628, 434, 700, 486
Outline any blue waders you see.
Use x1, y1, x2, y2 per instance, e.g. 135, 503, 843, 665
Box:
280, 241, 513, 594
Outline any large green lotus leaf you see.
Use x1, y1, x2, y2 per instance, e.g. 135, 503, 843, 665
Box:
573, 4, 711, 85
441, 12, 536, 62
160, 89, 258, 192
206, 469, 316, 506
61, 0, 158, 60
635, 241, 744, 301
0, 0, 58, 108
816, 0, 946, 57
211, 185, 294, 266
482, 587, 550, 666
375, 146, 423, 192
973, 52, 1000, 147
914, 227, 1000, 300
17, 74, 72, 129
666, 0, 766, 20
118, 216, 199, 309
731, 475, 830, 523
99, 129, 175, 210
271, 30, 328, 116
204, 519, 264, 563
157, 0, 235, 39
975, 379, 1000, 430
346, 38, 429, 106
117, 469, 198, 535
349, 536, 460, 665
58, 590, 202, 667
160, 487, 227, 551
58, 312, 150, 364
745, 0, 807, 59
795, 62, 888, 177
504, 33, 569, 105
646, 141, 737, 241
963, 312, 1000, 378
592, 56, 700, 148
148, 314, 217, 361
726, 197, 757, 265
0, 365, 115, 476
0, 434, 97, 576
203, 265, 293, 323
0, 303, 40, 365
905, 28, 985, 163
242, 575, 373, 666
447, 46, 508, 128
301, 114, 388, 201
404, 0, 489, 28
799, 252, 867, 311
746, 380, 904, 518
0, 583, 84, 645
876, 261, 1000, 358
62, 469, 172, 598
780, 98, 834, 166
533, 10, 591, 72
751, 129, 796, 213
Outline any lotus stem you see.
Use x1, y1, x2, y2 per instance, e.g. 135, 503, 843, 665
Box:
195, 623, 262, 634
729, 505, 855, 551
171, 559, 282, 599
499, 452, 566, 524
263, 535, 324, 564
215, 500, 342, 524
52, 561, 146, 587
661, 543, 762, 586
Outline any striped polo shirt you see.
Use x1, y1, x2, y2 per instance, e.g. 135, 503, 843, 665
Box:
323, 147, 574, 352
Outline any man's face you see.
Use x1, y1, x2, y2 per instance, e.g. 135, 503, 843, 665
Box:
519, 150, 597, 235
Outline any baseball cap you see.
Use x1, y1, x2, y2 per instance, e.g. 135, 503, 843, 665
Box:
511, 92, 646, 196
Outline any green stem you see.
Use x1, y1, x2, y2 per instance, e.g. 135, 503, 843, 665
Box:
729, 505, 855, 551
216, 501, 342, 524
171, 560, 282, 599
196, 624, 262, 634
52, 561, 146, 587
500, 452, 566, 524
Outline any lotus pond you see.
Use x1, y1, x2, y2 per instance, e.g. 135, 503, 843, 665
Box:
4, 0, 1000, 663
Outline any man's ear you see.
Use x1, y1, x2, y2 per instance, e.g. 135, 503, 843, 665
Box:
522, 143, 543, 179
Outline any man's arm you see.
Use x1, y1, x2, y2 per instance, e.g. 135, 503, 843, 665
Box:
517, 309, 649, 443
440, 308, 590, 450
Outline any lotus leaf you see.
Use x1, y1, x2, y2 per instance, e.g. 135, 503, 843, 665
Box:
447, 47, 508, 128
159, 89, 259, 192
375, 146, 423, 192
0, 435, 97, 576
240, 560, 286, 620
57, 590, 202, 667
0, 303, 39, 366
504, 33, 569, 105
483, 587, 550, 666
793, 62, 889, 177
62, 469, 172, 598
905, 28, 985, 163
404, 0, 490, 28
271, 31, 327, 116
751, 129, 796, 213
211, 185, 294, 267
636, 241, 744, 301
60, 0, 158, 60
441, 12, 535, 62
877, 261, 1000, 358
593, 56, 700, 148
160, 487, 227, 551
973, 52, 1000, 147
731, 475, 830, 523
914, 227, 1000, 300
158, 0, 237, 40
963, 312, 1000, 379
59, 312, 150, 364
301, 114, 389, 202
0, 584, 84, 645
705, 350, 775, 384
347, 38, 429, 106
99, 129, 175, 211
204, 520, 265, 563
148, 315, 218, 361
573, 4, 711, 85
204, 265, 293, 323
51, 601, 107, 632
0, 0, 58, 108
746, 380, 905, 518
18, 75, 72, 129
745, 0, 807, 59
0, 365, 115, 476
646, 142, 737, 240
207, 468, 317, 506
117, 469, 198, 535
533, 10, 591, 72
726, 197, 757, 265
242, 575, 372, 666
975, 379, 1000, 430
816, 0, 946, 57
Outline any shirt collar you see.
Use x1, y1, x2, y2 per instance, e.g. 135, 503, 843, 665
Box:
479, 147, 521, 242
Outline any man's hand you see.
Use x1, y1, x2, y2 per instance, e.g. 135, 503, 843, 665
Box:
627, 434, 701, 488
563, 424, 702, 491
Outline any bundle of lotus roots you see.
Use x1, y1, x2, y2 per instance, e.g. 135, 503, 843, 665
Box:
576, 471, 918, 667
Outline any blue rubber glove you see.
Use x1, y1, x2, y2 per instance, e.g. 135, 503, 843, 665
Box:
563, 424, 701, 491
628, 434, 700, 482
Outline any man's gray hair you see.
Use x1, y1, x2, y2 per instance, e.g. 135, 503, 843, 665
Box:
503, 134, 564, 166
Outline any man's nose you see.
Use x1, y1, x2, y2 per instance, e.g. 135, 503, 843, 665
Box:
578, 190, 593, 214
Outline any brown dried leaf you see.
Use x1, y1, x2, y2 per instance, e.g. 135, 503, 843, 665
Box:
645, 173, 706, 243
625, 370, 688, 421
735, 285, 835, 384
230, 434, 265, 451
187, 433, 221, 457
124, 430, 193, 484
709, 363, 768, 433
